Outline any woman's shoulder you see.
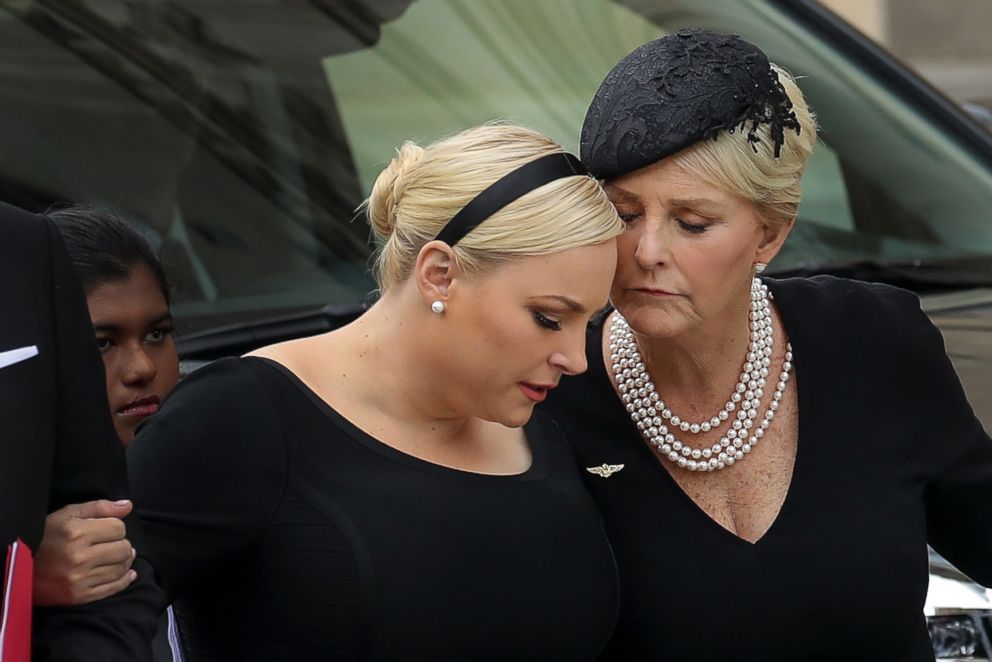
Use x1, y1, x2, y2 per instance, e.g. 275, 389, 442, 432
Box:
769, 275, 923, 327
769, 274, 919, 308
242, 332, 341, 391
168, 356, 275, 405
134, 356, 288, 450
768, 275, 944, 363
130, 356, 289, 502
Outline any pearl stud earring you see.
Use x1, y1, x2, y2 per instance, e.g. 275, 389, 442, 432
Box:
754, 262, 767, 274
431, 300, 445, 314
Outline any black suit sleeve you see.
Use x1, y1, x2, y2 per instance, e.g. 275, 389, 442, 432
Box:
127, 358, 288, 603
32, 216, 164, 662
42, 212, 130, 510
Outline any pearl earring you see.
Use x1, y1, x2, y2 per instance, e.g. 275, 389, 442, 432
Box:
431, 300, 445, 314
754, 262, 767, 274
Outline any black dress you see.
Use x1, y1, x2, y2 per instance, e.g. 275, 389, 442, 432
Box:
542, 276, 992, 662
128, 356, 619, 661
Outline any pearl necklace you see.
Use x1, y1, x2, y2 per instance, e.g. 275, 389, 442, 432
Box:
608, 278, 793, 472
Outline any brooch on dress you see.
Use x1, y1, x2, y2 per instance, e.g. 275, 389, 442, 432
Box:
586, 463, 625, 478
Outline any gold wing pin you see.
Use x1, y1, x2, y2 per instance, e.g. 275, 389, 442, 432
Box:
586, 463, 625, 478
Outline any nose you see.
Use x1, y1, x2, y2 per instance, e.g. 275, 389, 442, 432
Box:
550, 332, 589, 377
631, 220, 671, 270
121, 343, 157, 386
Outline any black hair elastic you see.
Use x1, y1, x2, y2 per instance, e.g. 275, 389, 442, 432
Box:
434, 152, 588, 247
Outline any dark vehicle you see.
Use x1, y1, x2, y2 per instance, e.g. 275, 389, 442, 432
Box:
2, 1, 991, 659
964, 101, 992, 132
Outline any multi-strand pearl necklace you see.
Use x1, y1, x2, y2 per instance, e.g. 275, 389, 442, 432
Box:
608, 278, 793, 472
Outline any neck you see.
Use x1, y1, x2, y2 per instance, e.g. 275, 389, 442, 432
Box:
630, 285, 753, 403
338, 289, 479, 442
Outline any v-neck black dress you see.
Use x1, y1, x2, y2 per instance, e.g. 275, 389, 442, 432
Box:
127, 357, 619, 661
541, 276, 992, 662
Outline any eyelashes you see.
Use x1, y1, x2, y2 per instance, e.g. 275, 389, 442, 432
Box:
532, 311, 562, 331
676, 218, 710, 235
145, 325, 175, 342
616, 211, 712, 235
94, 325, 174, 352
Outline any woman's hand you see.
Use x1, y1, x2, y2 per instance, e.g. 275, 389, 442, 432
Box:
32, 499, 138, 606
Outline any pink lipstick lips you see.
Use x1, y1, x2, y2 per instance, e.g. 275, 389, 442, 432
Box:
519, 382, 556, 403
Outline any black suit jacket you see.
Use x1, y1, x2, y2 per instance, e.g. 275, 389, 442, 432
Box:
0, 201, 161, 660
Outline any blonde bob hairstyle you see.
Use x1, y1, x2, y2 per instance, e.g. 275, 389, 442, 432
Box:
365, 124, 624, 292
670, 64, 818, 231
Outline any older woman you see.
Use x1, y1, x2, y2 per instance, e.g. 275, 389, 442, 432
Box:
543, 29, 992, 661
127, 124, 624, 660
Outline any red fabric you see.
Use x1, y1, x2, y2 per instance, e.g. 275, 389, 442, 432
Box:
1, 540, 33, 662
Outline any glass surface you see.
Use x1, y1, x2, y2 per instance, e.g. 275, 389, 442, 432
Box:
0, 0, 387, 331
1, 0, 991, 334
928, 615, 985, 658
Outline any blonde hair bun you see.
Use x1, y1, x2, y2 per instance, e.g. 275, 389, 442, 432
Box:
367, 141, 425, 240
365, 124, 623, 292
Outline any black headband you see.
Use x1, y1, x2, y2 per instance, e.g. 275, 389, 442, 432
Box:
434, 152, 588, 247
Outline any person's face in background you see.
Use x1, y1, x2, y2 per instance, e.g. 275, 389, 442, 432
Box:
86, 263, 180, 445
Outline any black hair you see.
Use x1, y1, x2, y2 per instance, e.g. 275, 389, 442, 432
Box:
47, 204, 172, 306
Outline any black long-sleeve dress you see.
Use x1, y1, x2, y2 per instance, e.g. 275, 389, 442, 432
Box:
128, 356, 619, 661
542, 276, 992, 662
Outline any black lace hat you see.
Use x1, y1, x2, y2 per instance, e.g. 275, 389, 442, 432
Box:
580, 28, 802, 180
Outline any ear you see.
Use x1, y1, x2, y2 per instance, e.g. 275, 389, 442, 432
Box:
755, 216, 795, 266
413, 240, 460, 306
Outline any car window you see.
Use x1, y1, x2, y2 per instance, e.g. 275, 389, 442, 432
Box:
2, 0, 991, 335
0, 1, 385, 331
324, 0, 992, 273
735, 5, 992, 271
323, 1, 659, 190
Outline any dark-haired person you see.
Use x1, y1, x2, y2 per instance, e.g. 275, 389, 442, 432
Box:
542, 29, 992, 661
0, 200, 161, 661
49, 205, 179, 447
35, 206, 181, 660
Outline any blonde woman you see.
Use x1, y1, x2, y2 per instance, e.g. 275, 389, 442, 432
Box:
543, 29, 992, 661
126, 124, 624, 660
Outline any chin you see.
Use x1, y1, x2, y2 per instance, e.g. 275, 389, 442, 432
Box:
117, 426, 134, 447
617, 303, 692, 339
491, 404, 535, 429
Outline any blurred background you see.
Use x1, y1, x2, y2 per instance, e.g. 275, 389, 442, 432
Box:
823, 0, 992, 123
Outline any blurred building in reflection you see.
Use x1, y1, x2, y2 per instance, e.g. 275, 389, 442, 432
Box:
822, 0, 992, 108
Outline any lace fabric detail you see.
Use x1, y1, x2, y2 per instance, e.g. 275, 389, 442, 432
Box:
581, 29, 802, 179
